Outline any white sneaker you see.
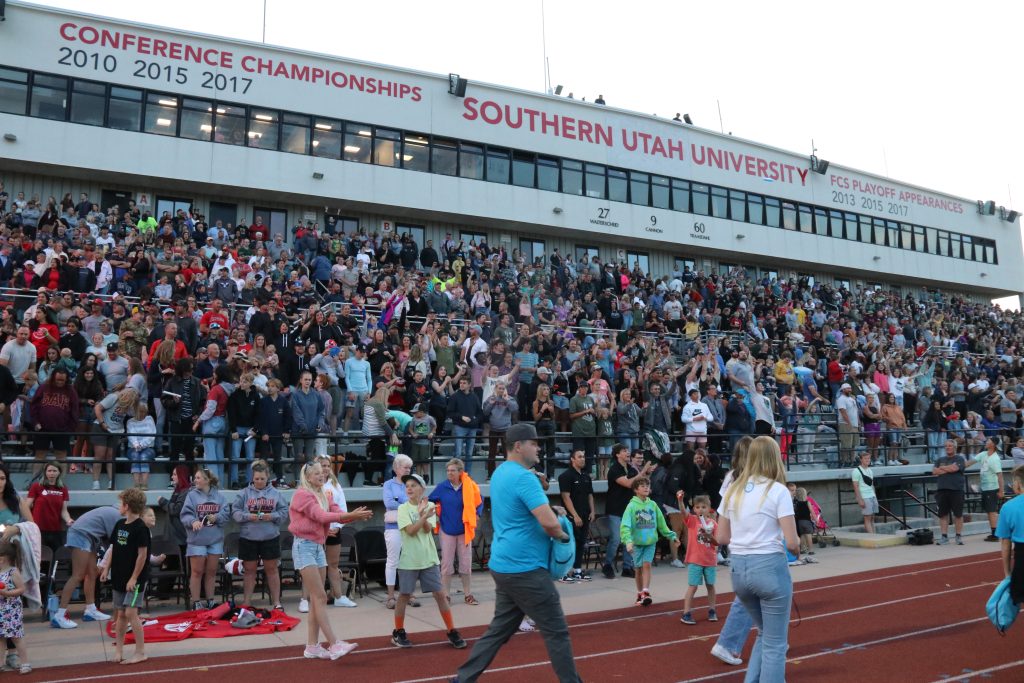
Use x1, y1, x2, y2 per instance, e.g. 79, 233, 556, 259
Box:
92, 481, 100, 490
328, 640, 358, 660
298, 598, 310, 613
83, 605, 111, 621
303, 643, 330, 660
50, 610, 77, 629
710, 642, 743, 665
332, 596, 357, 608
670, 558, 685, 568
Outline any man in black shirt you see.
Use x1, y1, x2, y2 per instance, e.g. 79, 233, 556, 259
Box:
558, 450, 594, 582
603, 443, 651, 579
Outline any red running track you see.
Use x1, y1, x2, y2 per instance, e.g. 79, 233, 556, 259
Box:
22, 555, 1021, 683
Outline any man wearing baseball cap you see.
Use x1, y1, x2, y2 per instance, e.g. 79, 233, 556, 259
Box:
836, 383, 860, 466
454, 423, 581, 683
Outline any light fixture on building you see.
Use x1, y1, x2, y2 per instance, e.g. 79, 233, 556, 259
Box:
554, 85, 563, 95
683, 114, 693, 125
2, 133, 16, 142
448, 73, 468, 97
873, 255, 881, 261
1006, 210, 1020, 222
809, 141, 829, 175
312, 172, 324, 180
980, 272, 988, 277
735, 234, 745, 240
552, 207, 563, 214
982, 200, 996, 215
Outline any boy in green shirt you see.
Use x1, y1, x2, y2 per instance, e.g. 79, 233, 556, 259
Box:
621, 476, 679, 607
392, 474, 466, 650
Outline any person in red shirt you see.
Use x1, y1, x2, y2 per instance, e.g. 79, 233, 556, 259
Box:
199, 299, 230, 335
27, 462, 72, 555
28, 308, 58, 360
147, 320, 189, 361
249, 216, 268, 243
826, 351, 845, 401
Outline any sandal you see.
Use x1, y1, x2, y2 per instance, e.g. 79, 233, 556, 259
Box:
385, 597, 396, 609
409, 597, 421, 607
464, 594, 479, 606
273, 604, 283, 611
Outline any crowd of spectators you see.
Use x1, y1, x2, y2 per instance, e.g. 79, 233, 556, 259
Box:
0, 183, 1023, 490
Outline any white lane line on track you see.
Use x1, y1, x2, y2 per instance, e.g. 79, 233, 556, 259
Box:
34, 559, 999, 683
392, 583, 995, 683
681, 617, 990, 682
926, 658, 1024, 682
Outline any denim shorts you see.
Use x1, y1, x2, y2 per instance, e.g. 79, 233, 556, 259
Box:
66, 527, 96, 553
186, 541, 225, 557
293, 537, 326, 570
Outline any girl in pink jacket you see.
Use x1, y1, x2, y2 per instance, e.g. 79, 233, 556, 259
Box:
289, 460, 371, 661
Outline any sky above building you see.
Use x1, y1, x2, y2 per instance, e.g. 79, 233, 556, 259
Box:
38, 0, 1024, 306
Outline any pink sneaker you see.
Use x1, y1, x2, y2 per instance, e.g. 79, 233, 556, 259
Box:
328, 640, 358, 660
303, 643, 330, 660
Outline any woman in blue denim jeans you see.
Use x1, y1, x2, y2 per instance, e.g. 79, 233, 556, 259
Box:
709, 436, 752, 666
714, 436, 800, 683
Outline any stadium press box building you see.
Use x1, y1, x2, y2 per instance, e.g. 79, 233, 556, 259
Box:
0, 1, 1020, 304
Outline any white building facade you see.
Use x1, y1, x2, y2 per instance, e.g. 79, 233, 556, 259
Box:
0, 1, 1019, 301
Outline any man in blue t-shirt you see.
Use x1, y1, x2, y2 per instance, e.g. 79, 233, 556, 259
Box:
454, 423, 581, 683
996, 466, 1024, 605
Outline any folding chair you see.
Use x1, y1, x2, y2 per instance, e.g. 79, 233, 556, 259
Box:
354, 528, 387, 588
585, 515, 611, 570
337, 527, 365, 598
38, 545, 54, 620
146, 536, 185, 610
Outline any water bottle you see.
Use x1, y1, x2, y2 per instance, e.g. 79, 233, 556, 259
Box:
47, 593, 59, 619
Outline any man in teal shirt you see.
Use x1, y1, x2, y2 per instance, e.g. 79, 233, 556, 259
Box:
454, 423, 581, 683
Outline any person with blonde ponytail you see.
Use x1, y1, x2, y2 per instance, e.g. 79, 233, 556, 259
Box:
289, 460, 371, 661
714, 436, 800, 681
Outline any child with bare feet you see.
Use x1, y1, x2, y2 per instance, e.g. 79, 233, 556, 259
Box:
109, 487, 151, 665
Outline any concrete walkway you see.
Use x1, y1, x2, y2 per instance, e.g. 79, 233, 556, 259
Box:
26, 537, 1001, 671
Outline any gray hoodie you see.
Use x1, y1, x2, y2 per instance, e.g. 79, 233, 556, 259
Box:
180, 486, 229, 547
231, 483, 288, 541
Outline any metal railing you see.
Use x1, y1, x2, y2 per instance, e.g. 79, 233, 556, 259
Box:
3, 420, 993, 490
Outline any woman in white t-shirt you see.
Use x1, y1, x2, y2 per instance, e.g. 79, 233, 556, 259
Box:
715, 436, 800, 682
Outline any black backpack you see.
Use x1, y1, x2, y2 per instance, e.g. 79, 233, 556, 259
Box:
907, 528, 934, 546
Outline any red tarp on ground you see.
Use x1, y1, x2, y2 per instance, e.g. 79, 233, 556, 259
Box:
104, 604, 300, 644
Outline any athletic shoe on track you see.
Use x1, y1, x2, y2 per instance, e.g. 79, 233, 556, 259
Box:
50, 611, 77, 629
642, 590, 653, 607
328, 640, 358, 660
391, 628, 413, 648
602, 564, 615, 579
634, 592, 644, 606
956, 535, 964, 545
670, 558, 685, 568
935, 536, 949, 545
710, 643, 742, 665
303, 644, 331, 659
680, 612, 696, 625
985, 534, 1000, 542
559, 574, 577, 584
298, 598, 310, 613
332, 596, 357, 607
574, 570, 592, 581
708, 609, 718, 622
447, 629, 467, 649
